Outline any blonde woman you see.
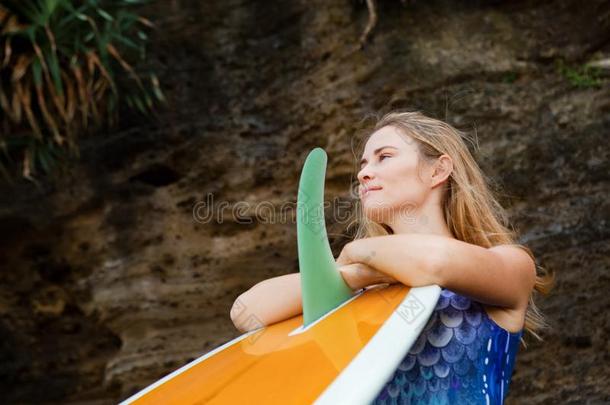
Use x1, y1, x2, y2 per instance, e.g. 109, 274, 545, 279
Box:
231, 111, 554, 404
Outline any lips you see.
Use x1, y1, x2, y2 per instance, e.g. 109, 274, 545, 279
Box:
360, 185, 382, 197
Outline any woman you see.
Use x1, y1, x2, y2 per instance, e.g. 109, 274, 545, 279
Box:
230, 111, 554, 404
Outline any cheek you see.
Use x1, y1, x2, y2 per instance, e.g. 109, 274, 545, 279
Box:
384, 172, 427, 202
386, 163, 419, 188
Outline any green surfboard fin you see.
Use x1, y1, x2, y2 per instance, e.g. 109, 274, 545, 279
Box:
297, 147, 354, 327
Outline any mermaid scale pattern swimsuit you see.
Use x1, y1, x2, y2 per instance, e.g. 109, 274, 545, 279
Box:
371, 288, 523, 405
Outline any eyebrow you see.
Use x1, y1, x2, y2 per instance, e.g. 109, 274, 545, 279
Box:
360, 146, 398, 166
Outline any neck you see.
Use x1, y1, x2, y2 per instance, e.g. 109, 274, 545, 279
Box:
385, 200, 454, 239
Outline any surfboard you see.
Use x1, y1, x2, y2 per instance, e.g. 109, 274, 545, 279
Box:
119, 148, 441, 404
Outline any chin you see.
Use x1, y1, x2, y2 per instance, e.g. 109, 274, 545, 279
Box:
361, 201, 395, 224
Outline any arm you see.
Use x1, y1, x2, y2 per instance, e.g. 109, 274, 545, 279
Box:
230, 262, 393, 333
337, 234, 442, 289
230, 273, 302, 333
439, 241, 536, 309
340, 234, 536, 309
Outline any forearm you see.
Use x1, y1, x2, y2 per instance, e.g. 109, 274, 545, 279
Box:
230, 273, 302, 333
342, 234, 446, 287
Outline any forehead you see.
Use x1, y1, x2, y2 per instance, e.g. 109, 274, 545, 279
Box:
362, 125, 412, 155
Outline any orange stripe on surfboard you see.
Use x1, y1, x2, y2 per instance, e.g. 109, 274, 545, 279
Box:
126, 284, 409, 404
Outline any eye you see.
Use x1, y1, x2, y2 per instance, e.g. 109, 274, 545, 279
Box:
379, 154, 391, 161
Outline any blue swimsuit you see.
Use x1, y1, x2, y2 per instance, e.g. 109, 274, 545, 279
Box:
372, 288, 523, 405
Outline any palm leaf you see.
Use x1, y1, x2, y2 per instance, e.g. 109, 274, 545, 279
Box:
1, 0, 162, 180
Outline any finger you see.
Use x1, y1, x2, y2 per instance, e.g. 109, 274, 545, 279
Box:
338, 264, 363, 290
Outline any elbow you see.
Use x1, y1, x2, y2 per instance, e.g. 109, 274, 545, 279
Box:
230, 289, 267, 333
230, 295, 247, 333
230, 293, 254, 333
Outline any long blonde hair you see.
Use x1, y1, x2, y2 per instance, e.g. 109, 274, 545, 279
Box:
346, 110, 555, 347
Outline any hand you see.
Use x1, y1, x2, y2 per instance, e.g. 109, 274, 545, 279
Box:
336, 242, 353, 267
336, 240, 378, 267
338, 262, 397, 291
336, 241, 399, 290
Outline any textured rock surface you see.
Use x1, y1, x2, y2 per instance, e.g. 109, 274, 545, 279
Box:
0, 0, 608, 403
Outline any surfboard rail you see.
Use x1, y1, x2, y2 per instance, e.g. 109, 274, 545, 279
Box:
314, 284, 441, 404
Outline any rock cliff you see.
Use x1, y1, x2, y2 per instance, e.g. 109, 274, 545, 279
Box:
0, 0, 608, 403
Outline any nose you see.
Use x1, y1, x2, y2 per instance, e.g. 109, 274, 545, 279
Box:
357, 164, 374, 184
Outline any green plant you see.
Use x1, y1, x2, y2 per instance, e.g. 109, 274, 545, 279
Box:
556, 59, 604, 89
0, 0, 165, 182
501, 72, 518, 84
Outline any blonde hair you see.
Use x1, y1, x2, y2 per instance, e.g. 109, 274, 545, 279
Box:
346, 110, 555, 347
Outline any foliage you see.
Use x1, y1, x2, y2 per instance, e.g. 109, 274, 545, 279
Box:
555, 59, 604, 89
0, 0, 164, 182
501, 72, 518, 84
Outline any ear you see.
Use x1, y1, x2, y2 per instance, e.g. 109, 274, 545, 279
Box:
431, 154, 453, 188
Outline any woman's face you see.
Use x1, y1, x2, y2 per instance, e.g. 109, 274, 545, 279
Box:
357, 125, 432, 224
